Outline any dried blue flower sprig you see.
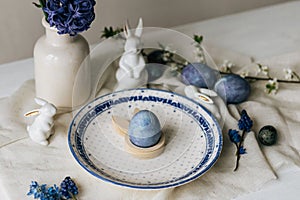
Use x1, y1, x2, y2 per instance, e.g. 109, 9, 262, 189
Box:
60, 177, 79, 199
228, 110, 253, 171
27, 176, 78, 200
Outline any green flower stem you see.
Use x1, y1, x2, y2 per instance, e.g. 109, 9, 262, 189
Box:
220, 72, 300, 83
71, 193, 78, 200
234, 143, 239, 149
234, 130, 246, 172
234, 153, 241, 172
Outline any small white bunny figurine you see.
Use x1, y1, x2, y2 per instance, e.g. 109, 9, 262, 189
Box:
115, 18, 148, 91
24, 98, 57, 145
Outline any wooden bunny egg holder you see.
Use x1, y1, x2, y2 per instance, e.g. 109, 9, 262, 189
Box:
112, 108, 165, 159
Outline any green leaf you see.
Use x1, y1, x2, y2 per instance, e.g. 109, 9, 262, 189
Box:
100, 26, 124, 39
33, 0, 48, 21
32, 2, 42, 8
267, 88, 272, 94
32, 0, 46, 8
193, 34, 203, 44
39, 0, 46, 7
257, 63, 262, 69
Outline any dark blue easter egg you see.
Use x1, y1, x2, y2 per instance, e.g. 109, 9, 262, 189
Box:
128, 110, 162, 148
146, 63, 166, 82
258, 125, 277, 146
214, 74, 250, 104
147, 50, 167, 65
181, 63, 219, 89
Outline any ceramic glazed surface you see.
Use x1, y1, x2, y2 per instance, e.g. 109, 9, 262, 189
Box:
34, 18, 90, 110
68, 88, 222, 189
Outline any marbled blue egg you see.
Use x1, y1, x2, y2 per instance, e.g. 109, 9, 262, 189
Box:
146, 63, 166, 82
128, 110, 162, 148
181, 63, 219, 89
214, 74, 250, 104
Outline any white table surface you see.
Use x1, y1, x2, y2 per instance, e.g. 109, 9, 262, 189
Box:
1, 1, 300, 199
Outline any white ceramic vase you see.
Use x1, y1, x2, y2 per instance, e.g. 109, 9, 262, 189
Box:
34, 18, 91, 111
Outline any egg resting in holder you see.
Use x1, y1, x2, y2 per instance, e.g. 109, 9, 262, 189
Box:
112, 110, 165, 159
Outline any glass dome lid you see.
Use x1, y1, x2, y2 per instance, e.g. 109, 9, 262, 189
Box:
68, 26, 226, 189
72, 27, 222, 111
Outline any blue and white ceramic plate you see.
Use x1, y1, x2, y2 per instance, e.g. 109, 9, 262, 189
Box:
68, 88, 222, 189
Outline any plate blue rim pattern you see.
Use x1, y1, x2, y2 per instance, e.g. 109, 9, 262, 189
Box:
68, 88, 223, 189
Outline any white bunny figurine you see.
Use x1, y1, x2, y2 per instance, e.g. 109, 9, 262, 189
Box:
24, 98, 57, 145
115, 18, 148, 91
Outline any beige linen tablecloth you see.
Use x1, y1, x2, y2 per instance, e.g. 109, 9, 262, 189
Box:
0, 47, 299, 200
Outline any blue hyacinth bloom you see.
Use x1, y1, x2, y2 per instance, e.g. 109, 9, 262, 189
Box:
43, 0, 96, 36
27, 181, 47, 199
40, 185, 61, 200
60, 176, 79, 199
228, 129, 241, 144
238, 110, 253, 132
28, 181, 61, 200
239, 146, 247, 154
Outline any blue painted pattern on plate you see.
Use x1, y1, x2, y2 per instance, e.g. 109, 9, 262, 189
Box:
68, 88, 222, 189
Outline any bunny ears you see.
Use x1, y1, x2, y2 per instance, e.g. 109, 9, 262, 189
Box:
24, 109, 40, 117
24, 98, 56, 117
34, 97, 48, 106
24, 98, 47, 117
124, 18, 143, 38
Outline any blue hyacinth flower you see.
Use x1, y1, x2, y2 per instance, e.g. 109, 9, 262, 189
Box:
238, 110, 253, 132
239, 146, 247, 154
228, 129, 241, 144
60, 176, 79, 199
43, 0, 96, 36
27, 181, 47, 199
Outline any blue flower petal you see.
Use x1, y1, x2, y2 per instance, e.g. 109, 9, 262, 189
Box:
238, 110, 253, 132
60, 176, 79, 199
43, 0, 96, 35
228, 129, 241, 143
239, 146, 247, 154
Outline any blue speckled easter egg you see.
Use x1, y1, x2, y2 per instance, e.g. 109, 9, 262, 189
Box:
214, 74, 250, 104
258, 125, 277, 146
181, 63, 219, 89
128, 110, 162, 148
146, 63, 166, 82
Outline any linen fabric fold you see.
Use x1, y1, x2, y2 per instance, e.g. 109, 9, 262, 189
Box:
1, 47, 300, 200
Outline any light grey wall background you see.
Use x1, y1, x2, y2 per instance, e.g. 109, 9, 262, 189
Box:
0, 0, 292, 64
